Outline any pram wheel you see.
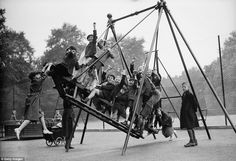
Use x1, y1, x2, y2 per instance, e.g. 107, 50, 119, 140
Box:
54, 137, 63, 146
46, 140, 53, 146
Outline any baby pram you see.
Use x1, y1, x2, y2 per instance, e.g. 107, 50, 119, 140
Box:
43, 123, 65, 146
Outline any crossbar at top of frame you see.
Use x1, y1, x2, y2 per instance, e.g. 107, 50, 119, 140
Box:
110, 1, 164, 24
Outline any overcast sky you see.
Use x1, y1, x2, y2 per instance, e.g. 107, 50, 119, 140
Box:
1, 0, 236, 76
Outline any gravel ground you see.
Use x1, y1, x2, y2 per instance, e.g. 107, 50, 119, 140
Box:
1, 129, 236, 161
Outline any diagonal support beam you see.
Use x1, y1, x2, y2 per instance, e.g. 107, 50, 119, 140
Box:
122, 3, 164, 155
107, 14, 132, 77
164, 4, 212, 139
164, 4, 236, 134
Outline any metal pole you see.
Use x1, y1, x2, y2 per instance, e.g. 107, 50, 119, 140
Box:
218, 35, 227, 126
155, 54, 180, 119
80, 100, 93, 144
112, 3, 159, 23
74, 7, 158, 81
122, 3, 163, 155
158, 57, 182, 96
160, 84, 180, 119
66, 108, 82, 152
80, 112, 90, 144
161, 95, 181, 99
166, 5, 236, 133
163, 5, 212, 139
107, 14, 131, 77
154, 9, 161, 73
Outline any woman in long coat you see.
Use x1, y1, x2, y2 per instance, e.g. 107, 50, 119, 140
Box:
180, 82, 199, 147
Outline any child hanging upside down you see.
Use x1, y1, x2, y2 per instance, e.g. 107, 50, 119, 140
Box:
156, 107, 178, 141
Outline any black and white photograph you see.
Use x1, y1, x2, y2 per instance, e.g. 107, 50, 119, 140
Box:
0, 0, 236, 160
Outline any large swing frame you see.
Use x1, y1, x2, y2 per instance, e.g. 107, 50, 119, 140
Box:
55, 0, 236, 155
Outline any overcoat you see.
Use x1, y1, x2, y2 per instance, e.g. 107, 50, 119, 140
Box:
180, 90, 199, 129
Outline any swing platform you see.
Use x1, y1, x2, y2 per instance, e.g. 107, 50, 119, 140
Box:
64, 94, 143, 139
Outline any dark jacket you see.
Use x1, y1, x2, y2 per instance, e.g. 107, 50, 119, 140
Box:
29, 72, 47, 94
49, 63, 75, 98
127, 84, 138, 109
85, 30, 97, 58
114, 91, 129, 107
99, 82, 115, 101
151, 72, 161, 88
160, 111, 172, 127
110, 75, 126, 99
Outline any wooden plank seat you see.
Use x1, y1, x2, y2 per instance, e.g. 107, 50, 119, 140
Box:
94, 98, 115, 118
97, 98, 114, 108
49, 72, 143, 139
65, 94, 143, 139
96, 97, 158, 139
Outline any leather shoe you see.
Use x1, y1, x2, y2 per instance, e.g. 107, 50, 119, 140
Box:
184, 142, 195, 147
65, 145, 74, 149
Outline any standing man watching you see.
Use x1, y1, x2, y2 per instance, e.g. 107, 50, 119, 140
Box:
180, 82, 199, 147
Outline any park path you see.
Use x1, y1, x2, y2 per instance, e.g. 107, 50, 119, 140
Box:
1, 129, 236, 161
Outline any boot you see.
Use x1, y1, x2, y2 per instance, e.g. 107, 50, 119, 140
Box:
192, 129, 198, 146
184, 142, 195, 147
139, 118, 146, 138
184, 130, 195, 147
65, 139, 69, 152
65, 139, 74, 152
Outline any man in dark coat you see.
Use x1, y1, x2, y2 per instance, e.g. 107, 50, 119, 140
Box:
180, 82, 199, 147
49, 46, 79, 151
